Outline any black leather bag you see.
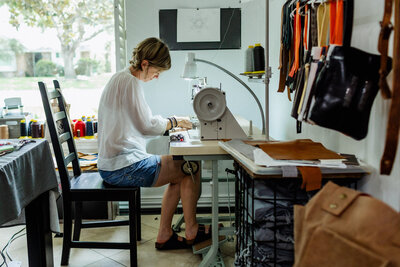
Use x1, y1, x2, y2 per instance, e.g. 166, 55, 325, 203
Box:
309, 45, 392, 140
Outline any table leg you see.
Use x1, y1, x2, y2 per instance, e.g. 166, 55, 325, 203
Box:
25, 191, 54, 267
199, 159, 219, 267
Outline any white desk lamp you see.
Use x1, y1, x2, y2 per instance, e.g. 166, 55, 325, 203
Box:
182, 52, 266, 136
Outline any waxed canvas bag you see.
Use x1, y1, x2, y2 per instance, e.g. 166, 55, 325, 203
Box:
294, 181, 400, 267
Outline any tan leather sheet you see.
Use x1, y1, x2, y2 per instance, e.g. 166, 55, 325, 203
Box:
245, 139, 344, 160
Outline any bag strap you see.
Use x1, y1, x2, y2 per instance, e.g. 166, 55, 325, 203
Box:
288, 2, 302, 78
342, 0, 354, 47
381, 0, 400, 175
317, 3, 330, 47
378, 0, 394, 99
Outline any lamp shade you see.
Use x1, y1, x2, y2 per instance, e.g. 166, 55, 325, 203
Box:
181, 52, 198, 79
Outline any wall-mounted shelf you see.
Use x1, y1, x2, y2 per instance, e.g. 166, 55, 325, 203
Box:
240, 71, 265, 83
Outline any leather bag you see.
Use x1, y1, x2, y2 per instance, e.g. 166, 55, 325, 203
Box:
294, 181, 400, 267
309, 45, 392, 140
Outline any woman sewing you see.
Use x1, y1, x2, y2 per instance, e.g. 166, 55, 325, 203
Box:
97, 37, 211, 249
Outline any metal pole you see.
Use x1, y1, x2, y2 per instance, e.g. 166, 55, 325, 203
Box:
265, 0, 270, 140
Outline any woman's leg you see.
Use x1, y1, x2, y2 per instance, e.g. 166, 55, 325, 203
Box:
153, 155, 201, 242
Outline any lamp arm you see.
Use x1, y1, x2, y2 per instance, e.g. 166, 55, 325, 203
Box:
195, 58, 266, 135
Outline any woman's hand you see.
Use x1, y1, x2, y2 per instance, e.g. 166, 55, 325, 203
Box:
175, 116, 192, 130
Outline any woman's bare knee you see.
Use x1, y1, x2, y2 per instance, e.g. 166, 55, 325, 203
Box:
153, 155, 186, 187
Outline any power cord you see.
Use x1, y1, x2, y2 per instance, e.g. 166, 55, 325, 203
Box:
0, 228, 26, 267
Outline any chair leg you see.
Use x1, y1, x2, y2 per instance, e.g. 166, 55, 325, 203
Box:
61, 201, 73, 266
129, 193, 138, 267
73, 201, 83, 241
136, 188, 141, 241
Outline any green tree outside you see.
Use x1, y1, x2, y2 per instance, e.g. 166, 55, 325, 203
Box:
0, 0, 113, 79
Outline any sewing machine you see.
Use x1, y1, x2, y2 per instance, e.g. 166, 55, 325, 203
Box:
192, 87, 247, 140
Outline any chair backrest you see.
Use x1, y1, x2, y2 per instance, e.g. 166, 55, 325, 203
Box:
38, 80, 81, 194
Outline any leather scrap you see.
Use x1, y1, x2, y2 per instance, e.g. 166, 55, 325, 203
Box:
298, 166, 322, 191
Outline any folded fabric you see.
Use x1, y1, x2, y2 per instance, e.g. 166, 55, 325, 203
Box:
254, 180, 309, 200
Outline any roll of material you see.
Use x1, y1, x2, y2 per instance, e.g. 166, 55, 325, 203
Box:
253, 43, 265, 71
86, 119, 94, 136
20, 120, 27, 136
245, 45, 254, 72
0, 125, 9, 139
31, 120, 40, 138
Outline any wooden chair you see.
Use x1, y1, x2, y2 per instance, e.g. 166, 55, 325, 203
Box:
38, 80, 141, 266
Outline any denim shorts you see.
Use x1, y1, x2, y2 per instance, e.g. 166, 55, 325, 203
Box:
99, 155, 161, 187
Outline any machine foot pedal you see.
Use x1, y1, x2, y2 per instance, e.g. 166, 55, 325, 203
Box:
193, 236, 226, 254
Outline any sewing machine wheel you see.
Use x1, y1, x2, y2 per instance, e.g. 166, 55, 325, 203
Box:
193, 87, 226, 121
181, 161, 199, 175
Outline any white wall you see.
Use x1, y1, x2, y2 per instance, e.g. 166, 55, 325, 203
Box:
127, 0, 400, 211
126, 0, 266, 208
126, 0, 266, 129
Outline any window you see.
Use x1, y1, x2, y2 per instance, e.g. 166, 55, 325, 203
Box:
0, 1, 116, 121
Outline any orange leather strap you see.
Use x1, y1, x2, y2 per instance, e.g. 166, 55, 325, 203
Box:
381, 0, 400, 175
289, 2, 301, 78
303, 5, 309, 51
329, 0, 344, 45
378, 0, 394, 99
298, 166, 322, 191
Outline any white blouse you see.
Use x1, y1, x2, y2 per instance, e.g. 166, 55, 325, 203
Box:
97, 67, 167, 171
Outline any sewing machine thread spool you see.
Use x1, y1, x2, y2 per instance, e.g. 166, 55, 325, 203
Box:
0, 125, 9, 139
253, 43, 265, 71
75, 119, 86, 137
86, 119, 94, 137
31, 120, 40, 138
20, 120, 27, 136
28, 119, 34, 137
245, 45, 254, 72
41, 124, 45, 138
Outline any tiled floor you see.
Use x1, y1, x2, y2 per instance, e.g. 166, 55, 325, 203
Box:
0, 214, 236, 267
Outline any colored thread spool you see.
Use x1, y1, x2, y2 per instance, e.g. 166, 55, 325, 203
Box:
20, 120, 27, 136
74, 119, 86, 137
245, 45, 254, 72
0, 125, 9, 139
253, 43, 265, 71
93, 121, 98, 134
41, 123, 45, 138
28, 119, 34, 137
81, 115, 86, 121
85, 119, 94, 138
31, 120, 40, 138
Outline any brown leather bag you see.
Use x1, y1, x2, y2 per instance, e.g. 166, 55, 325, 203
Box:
294, 181, 400, 267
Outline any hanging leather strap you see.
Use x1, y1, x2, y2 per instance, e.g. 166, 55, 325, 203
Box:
317, 3, 330, 47
303, 5, 309, 51
298, 166, 322, 191
288, 2, 302, 78
381, 0, 400, 175
278, 3, 290, 93
329, 0, 344, 45
378, 0, 394, 99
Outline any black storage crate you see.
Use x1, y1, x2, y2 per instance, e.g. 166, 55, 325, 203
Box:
234, 162, 359, 267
